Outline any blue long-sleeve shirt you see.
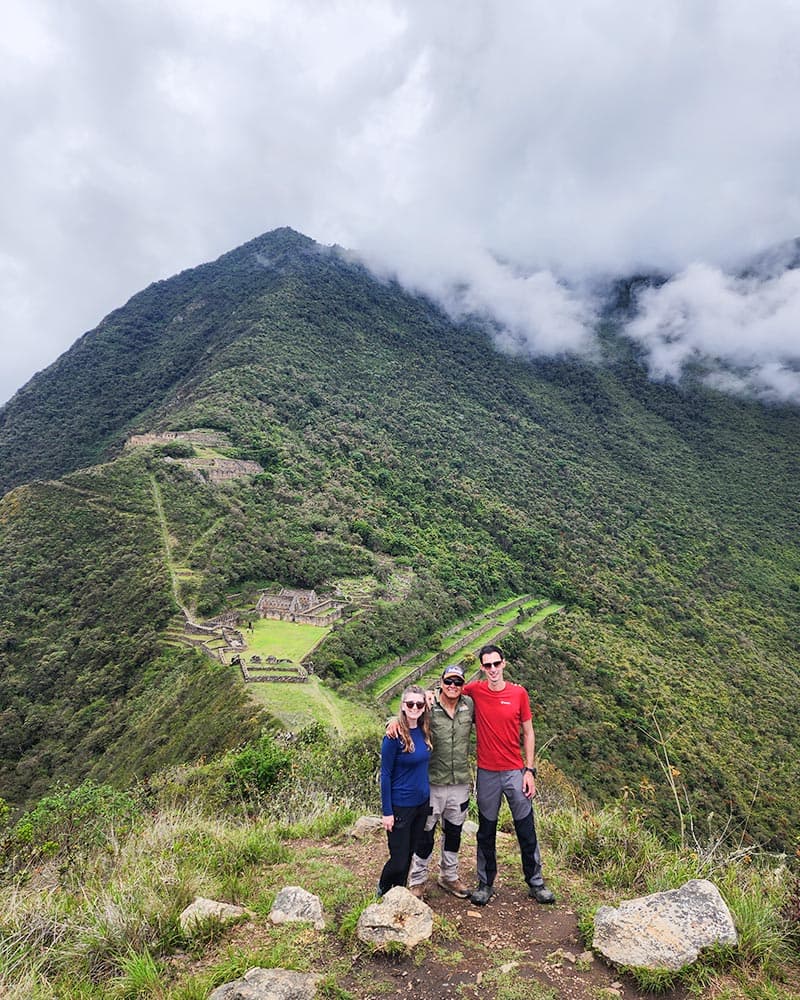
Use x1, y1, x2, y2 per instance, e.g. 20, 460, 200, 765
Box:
380, 727, 431, 816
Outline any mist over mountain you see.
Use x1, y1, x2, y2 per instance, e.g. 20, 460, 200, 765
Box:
0, 227, 798, 847
5, 2, 800, 412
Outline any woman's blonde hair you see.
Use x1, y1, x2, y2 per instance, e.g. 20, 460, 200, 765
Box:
395, 684, 432, 753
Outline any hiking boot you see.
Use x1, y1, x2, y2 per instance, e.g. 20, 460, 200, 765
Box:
469, 882, 496, 906
528, 884, 556, 904
437, 876, 469, 898
408, 884, 426, 899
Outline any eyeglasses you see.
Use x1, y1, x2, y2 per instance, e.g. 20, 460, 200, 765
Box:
442, 678, 464, 687
404, 700, 425, 710
482, 660, 503, 669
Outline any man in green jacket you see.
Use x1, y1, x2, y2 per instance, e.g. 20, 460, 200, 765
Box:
407, 664, 474, 898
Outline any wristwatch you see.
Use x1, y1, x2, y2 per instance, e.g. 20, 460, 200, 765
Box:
524, 766, 537, 777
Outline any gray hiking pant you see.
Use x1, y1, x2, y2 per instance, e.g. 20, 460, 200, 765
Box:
408, 782, 470, 886
475, 768, 544, 889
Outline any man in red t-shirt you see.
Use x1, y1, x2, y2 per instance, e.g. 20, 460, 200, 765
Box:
463, 643, 555, 906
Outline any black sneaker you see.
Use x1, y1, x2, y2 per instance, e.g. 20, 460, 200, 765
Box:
469, 882, 496, 905
528, 884, 556, 904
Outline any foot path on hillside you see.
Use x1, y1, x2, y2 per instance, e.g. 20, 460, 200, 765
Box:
307, 677, 345, 736
149, 473, 187, 616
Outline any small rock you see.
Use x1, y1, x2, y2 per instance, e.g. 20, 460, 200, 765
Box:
208, 966, 322, 1000
356, 886, 433, 949
349, 816, 384, 838
270, 886, 325, 931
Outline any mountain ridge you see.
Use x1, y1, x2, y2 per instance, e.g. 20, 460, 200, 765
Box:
0, 228, 335, 492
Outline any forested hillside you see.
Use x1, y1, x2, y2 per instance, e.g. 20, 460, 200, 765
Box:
1, 228, 798, 846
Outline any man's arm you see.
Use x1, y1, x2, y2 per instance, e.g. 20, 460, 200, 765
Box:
521, 718, 536, 799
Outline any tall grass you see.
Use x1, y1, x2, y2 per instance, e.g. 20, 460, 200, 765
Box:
1, 729, 797, 998
539, 803, 798, 996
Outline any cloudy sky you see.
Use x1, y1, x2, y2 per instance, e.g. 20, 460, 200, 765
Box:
3, 0, 800, 406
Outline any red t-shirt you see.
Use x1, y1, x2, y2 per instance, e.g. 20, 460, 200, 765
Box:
462, 680, 532, 771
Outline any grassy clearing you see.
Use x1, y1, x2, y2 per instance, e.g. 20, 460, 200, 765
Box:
218, 618, 377, 735
238, 619, 331, 663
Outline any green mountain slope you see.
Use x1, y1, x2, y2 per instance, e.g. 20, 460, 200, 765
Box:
1, 228, 798, 845
0, 457, 264, 806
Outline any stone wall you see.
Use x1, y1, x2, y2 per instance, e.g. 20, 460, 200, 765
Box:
234, 658, 308, 684
126, 429, 230, 449
245, 674, 308, 684
168, 457, 263, 483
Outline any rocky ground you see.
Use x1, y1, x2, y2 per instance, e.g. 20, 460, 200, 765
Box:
180, 826, 690, 1000
333, 830, 688, 1000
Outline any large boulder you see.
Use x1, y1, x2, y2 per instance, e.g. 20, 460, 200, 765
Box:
270, 886, 325, 930
208, 967, 321, 1000
356, 886, 434, 949
593, 879, 738, 971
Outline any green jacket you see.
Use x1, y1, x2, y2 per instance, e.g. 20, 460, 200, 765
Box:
429, 693, 474, 785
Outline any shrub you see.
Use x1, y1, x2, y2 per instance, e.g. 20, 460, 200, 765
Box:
546, 804, 675, 890
227, 734, 292, 799
290, 729, 379, 810
3, 780, 140, 870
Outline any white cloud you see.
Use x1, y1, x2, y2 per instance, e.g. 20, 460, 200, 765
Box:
625, 262, 800, 397
2, 0, 800, 404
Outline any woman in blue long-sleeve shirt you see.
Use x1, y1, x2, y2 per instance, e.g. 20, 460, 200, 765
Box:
378, 684, 432, 896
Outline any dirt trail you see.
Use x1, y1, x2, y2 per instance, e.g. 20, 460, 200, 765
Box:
331, 831, 688, 1000
307, 677, 345, 736
149, 474, 186, 616
194, 830, 688, 1000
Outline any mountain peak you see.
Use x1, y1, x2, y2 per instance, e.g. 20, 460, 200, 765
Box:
220, 227, 329, 273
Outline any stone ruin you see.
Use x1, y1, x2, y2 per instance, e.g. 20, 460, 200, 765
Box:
256, 587, 347, 626
126, 429, 230, 449
179, 456, 263, 484
125, 429, 263, 483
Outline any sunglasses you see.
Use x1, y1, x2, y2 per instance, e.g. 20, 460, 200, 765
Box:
404, 700, 426, 710
442, 677, 464, 687
482, 660, 503, 669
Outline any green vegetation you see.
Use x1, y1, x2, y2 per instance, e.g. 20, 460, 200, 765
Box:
245, 676, 380, 737
0, 733, 797, 998
0, 226, 798, 855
